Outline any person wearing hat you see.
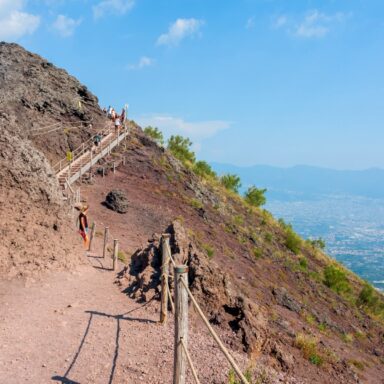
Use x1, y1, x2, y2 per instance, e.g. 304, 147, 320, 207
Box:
78, 205, 89, 248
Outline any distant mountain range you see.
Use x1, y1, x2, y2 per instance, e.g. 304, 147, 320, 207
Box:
211, 163, 384, 200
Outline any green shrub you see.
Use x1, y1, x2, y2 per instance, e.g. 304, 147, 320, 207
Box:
144, 126, 164, 145
244, 186, 267, 207
357, 283, 379, 308
285, 227, 302, 254
253, 248, 262, 259
193, 161, 216, 178
228, 369, 252, 384
265, 233, 273, 242
117, 250, 127, 263
167, 135, 195, 164
295, 333, 323, 366
220, 174, 242, 193
307, 237, 326, 250
323, 265, 351, 294
299, 257, 308, 270
202, 243, 214, 259
189, 198, 203, 209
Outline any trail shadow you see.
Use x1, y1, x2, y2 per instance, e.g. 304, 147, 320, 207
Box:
86, 253, 111, 271
52, 312, 93, 383
51, 376, 80, 384
52, 307, 156, 384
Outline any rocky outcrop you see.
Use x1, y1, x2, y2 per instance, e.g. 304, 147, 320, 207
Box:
105, 190, 129, 214
117, 221, 269, 356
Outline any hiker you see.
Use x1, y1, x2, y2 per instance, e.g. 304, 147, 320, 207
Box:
114, 115, 121, 134
78, 205, 89, 249
107, 106, 113, 118
93, 133, 101, 149
111, 108, 116, 120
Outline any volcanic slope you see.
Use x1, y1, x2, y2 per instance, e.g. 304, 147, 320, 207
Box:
0, 42, 108, 277
79, 124, 384, 383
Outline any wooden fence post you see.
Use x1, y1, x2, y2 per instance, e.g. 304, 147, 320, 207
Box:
160, 234, 171, 324
173, 265, 188, 384
113, 162, 116, 174
88, 222, 96, 252
113, 239, 118, 271
103, 227, 109, 258
102, 167, 105, 178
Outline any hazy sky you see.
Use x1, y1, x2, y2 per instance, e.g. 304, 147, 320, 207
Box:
2, 0, 384, 169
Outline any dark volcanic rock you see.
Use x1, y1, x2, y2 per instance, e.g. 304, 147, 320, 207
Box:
105, 190, 129, 213
272, 287, 302, 313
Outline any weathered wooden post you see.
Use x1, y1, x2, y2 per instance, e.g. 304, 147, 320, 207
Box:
113, 162, 116, 174
173, 265, 188, 384
113, 239, 118, 271
103, 227, 109, 258
160, 234, 171, 324
88, 222, 96, 252
102, 167, 105, 178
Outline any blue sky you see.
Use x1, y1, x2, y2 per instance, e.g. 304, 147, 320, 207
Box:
2, 0, 384, 169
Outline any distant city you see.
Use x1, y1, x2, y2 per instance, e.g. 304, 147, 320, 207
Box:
266, 194, 384, 292
212, 163, 384, 291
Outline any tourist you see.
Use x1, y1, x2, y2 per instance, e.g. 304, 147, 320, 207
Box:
78, 205, 89, 249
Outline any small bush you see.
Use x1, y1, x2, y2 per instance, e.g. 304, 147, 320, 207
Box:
117, 250, 127, 263
144, 126, 164, 145
307, 237, 326, 250
323, 265, 351, 294
342, 333, 354, 343
189, 198, 203, 209
193, 161, 216, 178
285, 227, 302, 254
167, 135, 195, 164
299, 257, 308, 270
357, 283, 382, 310
265, 233, 273, 243
220, 174, 242, 193
244, 186, 267, 207
228, 369, 252, 384
253, 248, 262, 259
295, 333, 323, 366
202, 243, 214, 259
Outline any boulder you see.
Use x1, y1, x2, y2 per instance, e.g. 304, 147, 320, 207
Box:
105, 190, 129, 213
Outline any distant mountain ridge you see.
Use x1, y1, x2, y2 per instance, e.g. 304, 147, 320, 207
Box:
211, 163, 384, 200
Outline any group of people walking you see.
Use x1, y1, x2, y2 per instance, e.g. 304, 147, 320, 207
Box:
103, 105, 126, 134
77, 105, 127, 248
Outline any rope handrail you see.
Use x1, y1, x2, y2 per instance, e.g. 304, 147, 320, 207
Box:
179, 275, 250, 384
180, 339, 201, 384
165, 241, 177, 267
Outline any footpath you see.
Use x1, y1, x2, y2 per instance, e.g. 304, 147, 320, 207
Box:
0, 234, 239, 384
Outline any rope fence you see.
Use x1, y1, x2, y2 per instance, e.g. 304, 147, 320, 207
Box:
160, 235, 250, 384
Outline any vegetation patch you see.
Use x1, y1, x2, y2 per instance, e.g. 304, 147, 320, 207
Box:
144, 126, 164, 145
202, 243, 215, 259
220, 174, 242, 193
295, 333, 324, 366
323, 265, 351, 294
244, 186, 267, 207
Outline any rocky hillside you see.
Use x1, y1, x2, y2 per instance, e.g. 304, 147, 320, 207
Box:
80, 124, 384, 383
0, 43, 107, 277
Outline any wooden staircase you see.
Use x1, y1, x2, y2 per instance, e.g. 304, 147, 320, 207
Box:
55, 124, 129, 191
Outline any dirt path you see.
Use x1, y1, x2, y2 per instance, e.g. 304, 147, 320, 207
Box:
0, 234, 248, 384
